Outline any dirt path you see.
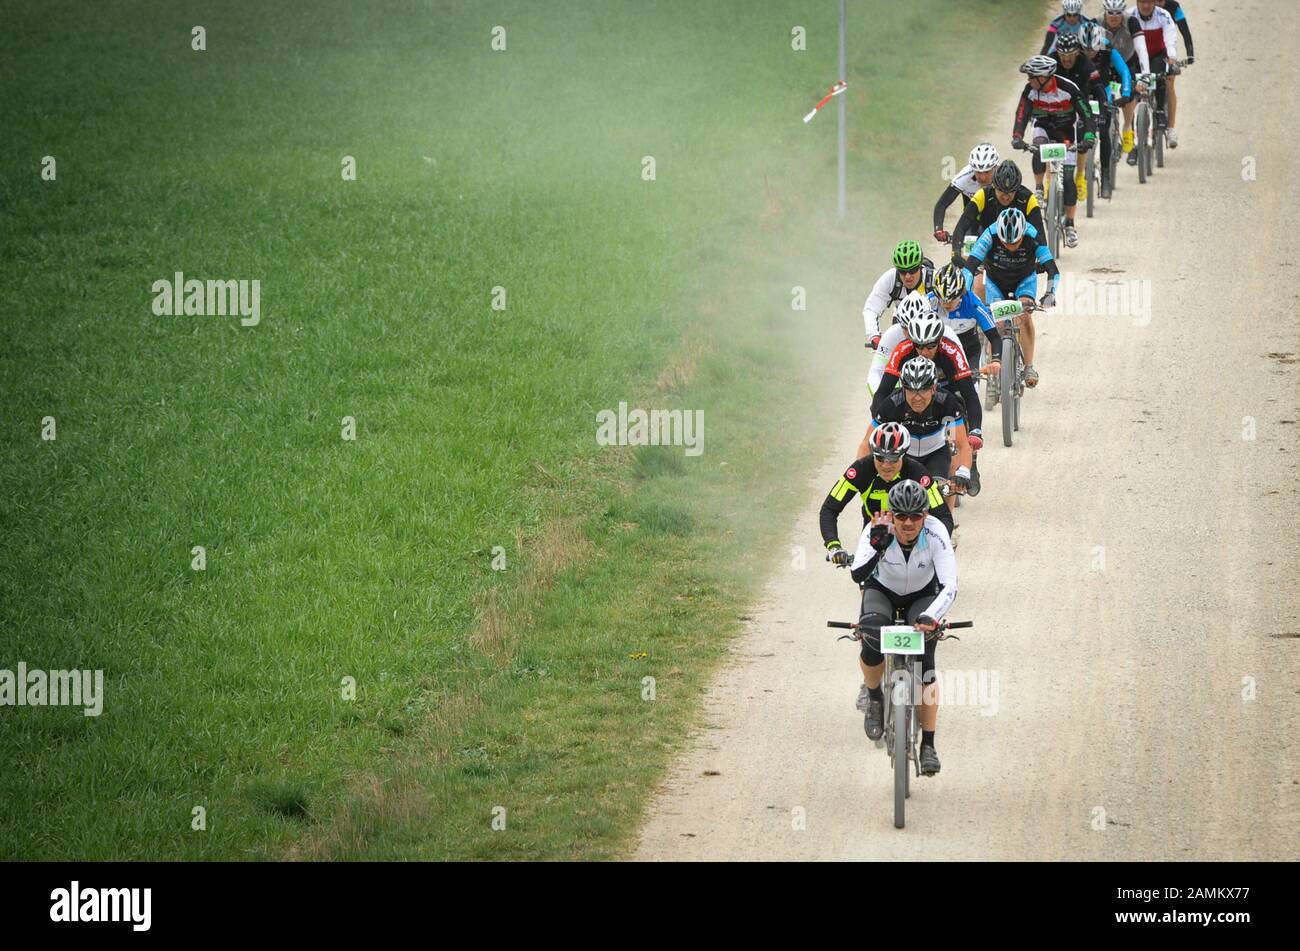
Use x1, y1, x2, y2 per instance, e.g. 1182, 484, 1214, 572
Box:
635, 0, 1300, 861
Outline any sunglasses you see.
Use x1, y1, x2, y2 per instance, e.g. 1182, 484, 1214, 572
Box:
892, 512, 926, 524
898, 266, 922, 276
872, 452, 904, 463
904, 385, 936, 394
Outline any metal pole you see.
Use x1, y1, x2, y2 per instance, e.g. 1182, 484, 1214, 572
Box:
837, 0, 846, 218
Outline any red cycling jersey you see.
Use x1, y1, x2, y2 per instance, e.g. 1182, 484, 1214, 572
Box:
883, 337, 973, 382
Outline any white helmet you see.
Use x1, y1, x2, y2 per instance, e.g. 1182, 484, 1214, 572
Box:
906, 313, 946, 348
1102, 0, 1126, 12
968, 142, 1000, 172
1062, 0, 1084, 14
900, 356, 938, 391
996, 208, 1027, 245
894, 291, 931, 332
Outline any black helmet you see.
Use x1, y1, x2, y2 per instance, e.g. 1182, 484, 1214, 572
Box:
887, 479, 929, 517
992, 158, 1022, 192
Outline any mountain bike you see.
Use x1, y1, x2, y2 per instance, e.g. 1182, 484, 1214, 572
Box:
1016, 139, 1069, 259
982, 298, 1034, 446
1133, 72, 1155, 183
1085, 98, 1099, 218
1102, 82, 1123, 200
827, 615, 972, 829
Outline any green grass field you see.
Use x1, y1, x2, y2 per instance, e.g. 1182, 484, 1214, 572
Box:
0, 0, 1041, 859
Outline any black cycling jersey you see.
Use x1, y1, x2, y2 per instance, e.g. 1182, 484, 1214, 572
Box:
966, 226, 1059, 292
1161, 0, 1194, 59
870, 388, 967, 456
819, 454, 952, 548
1053, 50, 1107, 106
952, 186, 1046, 268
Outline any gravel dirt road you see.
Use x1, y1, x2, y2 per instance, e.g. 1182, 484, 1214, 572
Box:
635, 0, 1300, 861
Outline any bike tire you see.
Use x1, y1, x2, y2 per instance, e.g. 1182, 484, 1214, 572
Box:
1047, 174, 1061, 259
1000, 337, 1016, 447
1085, 147, 1095, 218
1155, 127, 1165, 169
893, 680, 907, 829
1136, 107, 1148, 184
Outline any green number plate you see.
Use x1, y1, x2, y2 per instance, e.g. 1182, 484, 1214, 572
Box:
880, 625, 924, 656
962, 235, 976, 254
990, 299, 1024, 320
1108, 81, 1121, 96
1039, 142, 1068, 162
1089, 99, 1100, 115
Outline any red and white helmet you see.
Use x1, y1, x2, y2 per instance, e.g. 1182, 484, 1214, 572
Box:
870, 422, 912, 460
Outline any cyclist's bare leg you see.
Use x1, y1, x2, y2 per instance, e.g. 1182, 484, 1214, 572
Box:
1166, 75, 1178, 128
1122, 98, 1136, 132
919, 676, 938, 731
860, 658, 883, 689
1018, 296, 1036, 365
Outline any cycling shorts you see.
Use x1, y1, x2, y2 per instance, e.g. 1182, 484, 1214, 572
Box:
984, 273, 1038, 303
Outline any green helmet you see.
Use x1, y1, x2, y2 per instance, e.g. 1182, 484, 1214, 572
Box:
892, 240, 923, 271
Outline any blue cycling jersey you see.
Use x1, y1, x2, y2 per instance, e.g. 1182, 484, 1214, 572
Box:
926, 289, 994, 335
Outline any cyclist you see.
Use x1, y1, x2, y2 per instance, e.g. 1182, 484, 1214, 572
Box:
1040, 0, 1098, 55
1133, 0, 1184, 149
820, 424, 952, 567
1050, 32, 1107, 207
862, 240, 936, 349
1081, 20, 1134, 196
933, 143, 1000, 246
868, 291, 958, 397
862, 356, 973, 519
1012, 54, 1096, 249
871, 312, 983, 452
951, 159, 1046, 278
961, 208, 1059, 389
1156, 1, 1195, 68
1100, 0, 1148, 160
847, 478, 957, 774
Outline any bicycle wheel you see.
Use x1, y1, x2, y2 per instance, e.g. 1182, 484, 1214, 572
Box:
1136, 106, 1148, 184
893, 678, 907, 829
1155, 126, 1164, 169
1085, 147, 1095, 218
1013, 351, 1022, 432
1047, 172, 1061, 259
1000, 337, 1016, 447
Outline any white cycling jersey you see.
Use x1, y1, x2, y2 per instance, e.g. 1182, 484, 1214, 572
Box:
1129, 4, 1179, 68
862, 261, 934, 338
867, 322, 964, 396
950, 163, 982, 199
850, 515, 957, 621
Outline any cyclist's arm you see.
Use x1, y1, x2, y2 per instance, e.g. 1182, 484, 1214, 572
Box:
1110, 48, 1133, 97
1040, 27, 1056, 56
919, 522, 958, 621
862, 268, 895, 339
871, 370, 900, 421
1162, 12, 1180, 61
1012, 85, 1034, 139
1072, 87, 1097, 140
963, 224, 994, 280
867, 343, 890, 396
933, 183, 963, 232
970, 294, 1003, 348
1131, 19, 1151, 74
849, 531, 884, 585
1035, 242, 1061, 293
1172, 4, 1193, 60
819, 471, 863, 550
950, 196, 982, 264
1024, 196, 1046, 238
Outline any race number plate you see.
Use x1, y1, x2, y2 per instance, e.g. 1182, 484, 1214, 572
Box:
1089, 99, 1100, 115
880, 625, 924, 656
1108, 81, 1121, 97
1038, 142, 1068, 162
990, 299, 1024, 320
962, 235, 977, 255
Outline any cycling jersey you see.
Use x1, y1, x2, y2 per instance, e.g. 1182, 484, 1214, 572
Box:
962, 221, 1060, 300
1040, 13, 1099, 55
1160, 0, 1194, 59
952, 186, 1046, 264
1130, 4, 1179, 61
862, 259, 937, 339
1094, 45, 1134, 98
850, 515, 957, 622
870, 388, 966, 460
867, 321, 964, 396
873, 343, 982, 434
926, 288, 1001, 345
1014, 74, 1096, 141
1053, 50, 1107, 105
819, 455, 951, 548
931, 164, 984, 232
1104, 14, 1148, 69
